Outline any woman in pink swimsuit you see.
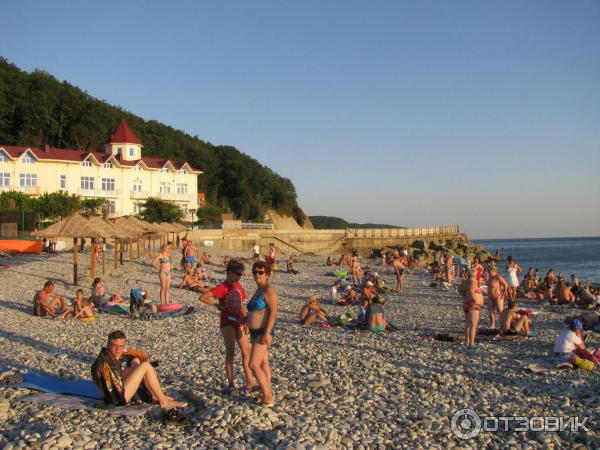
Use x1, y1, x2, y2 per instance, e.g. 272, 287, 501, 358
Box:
458, 270, 485, 350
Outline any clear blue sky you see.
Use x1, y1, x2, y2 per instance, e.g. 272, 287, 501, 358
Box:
2, 1, 599, 238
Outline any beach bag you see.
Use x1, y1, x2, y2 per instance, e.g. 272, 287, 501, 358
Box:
130, 288, 145, 312
572, 356, 595, 371
575, 348, 599, 365
338, 313, 353, 325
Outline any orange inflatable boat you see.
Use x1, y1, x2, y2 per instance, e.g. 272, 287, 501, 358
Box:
0, 240, 43, 254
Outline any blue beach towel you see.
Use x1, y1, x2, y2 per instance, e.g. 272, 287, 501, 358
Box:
16, 372, 101, 400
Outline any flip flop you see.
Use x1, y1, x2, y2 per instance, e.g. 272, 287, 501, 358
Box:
180, 390, 207, 410
161, 409, 192, 427
221, 386, 242, 398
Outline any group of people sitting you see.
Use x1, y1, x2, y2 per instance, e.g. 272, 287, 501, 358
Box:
32, 277, 132, 321
298, 261, 391, 332
33, 281, 95, 322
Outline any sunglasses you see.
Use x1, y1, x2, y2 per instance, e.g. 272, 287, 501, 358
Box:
252, 270, 266, 276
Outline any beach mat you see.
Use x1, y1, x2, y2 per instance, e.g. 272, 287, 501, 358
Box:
16, 372, 102, 400
19, 392, 154, 416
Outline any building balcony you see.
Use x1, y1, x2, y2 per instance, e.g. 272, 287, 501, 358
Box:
157, 191, 195, 202
130, 190, 150, 199
0, 185, 41, 195
78, 188, 120, 198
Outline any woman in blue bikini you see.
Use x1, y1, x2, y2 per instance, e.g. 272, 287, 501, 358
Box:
247, 260, 278, 406
152, 243, 172, 305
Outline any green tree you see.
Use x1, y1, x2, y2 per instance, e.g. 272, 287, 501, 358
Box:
30, 191, 81, 220
80, 198, 106, 216
139, 198, 183, 223
0, 190, 34, 210
196, 203, 225, 224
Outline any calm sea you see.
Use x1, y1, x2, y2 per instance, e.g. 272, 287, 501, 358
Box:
474, 237, 600, 285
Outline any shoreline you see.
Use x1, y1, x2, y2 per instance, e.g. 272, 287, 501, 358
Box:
0, 249, 598, 448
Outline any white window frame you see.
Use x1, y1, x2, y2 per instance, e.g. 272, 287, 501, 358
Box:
80, 176, 95, 190
102, 201, 116, 214
82, 160, 92, 167
178, 168, 186, 174
59, 175, 67, 189
0, 152, 8, 163
133, 178, 142, 192
19, 173, 37, 187
160, 167, 169, 173
103, 162, 113, 169
22, 154, 35, 164
132, 165, 141, 171
176, 183, 188, 195
117, 147, 123, 155
101, 178, 115, 191
159, 181, 170, 194
133, 202, 143, 214
129, 147, 135, 157
0, 173, 9, 187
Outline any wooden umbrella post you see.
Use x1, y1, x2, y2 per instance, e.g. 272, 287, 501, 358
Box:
114, 238, 118, 270
73, 237, 78, 285
129, 238, 133, 260
137, 236, 140, 259
120, 239, 124, 266
90, 239, 95, 278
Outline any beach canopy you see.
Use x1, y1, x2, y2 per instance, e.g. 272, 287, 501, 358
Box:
31, 214, 114, 285
113, 217, 149, 236
87, 216, 136, 240
160, 222, 182, 233
31, 214, 111, 239
127, 216, 165, 235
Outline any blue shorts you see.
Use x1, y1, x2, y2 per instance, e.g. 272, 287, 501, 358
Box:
185, 256, 195, 265
369, 324, 385, 333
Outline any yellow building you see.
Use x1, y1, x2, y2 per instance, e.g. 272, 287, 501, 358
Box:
0, 120, 202, 220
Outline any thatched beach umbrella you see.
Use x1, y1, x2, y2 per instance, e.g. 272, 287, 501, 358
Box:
127, 217, 165, 254
113, 217, 149, 259
32, 214, 111, 285
160, 222, 183, 246
88, 217, 138, 275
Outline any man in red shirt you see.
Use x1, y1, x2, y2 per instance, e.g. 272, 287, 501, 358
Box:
200, 260, 256, 394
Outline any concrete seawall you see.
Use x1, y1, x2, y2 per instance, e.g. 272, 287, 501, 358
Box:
186, 225, 461, 255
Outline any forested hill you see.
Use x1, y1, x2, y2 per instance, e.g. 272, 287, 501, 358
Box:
309, 216, 405, 229
0, 58, 305, 223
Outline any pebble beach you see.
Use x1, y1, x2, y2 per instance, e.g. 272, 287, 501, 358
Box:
0, 248, 599, 449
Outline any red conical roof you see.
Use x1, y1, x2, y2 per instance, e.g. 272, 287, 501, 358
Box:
109, 119, 141, 144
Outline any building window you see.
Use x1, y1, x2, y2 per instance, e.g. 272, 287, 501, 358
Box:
160, 167, 169, 173
132, 165, 140, 171
101, 178, 115, 191
181, 205, 189, 215
0, 173, 9, 187
22, 154, 35, 164
59, 175, 67, 189
129, 147, 135, 157
176, 183, 188, 195
103, 162, 113, 169
19, 173, 37, 187
82, 160, 92, 167
102, 201, 116, 214
80, 176, 94, 190
0, 153, 7, 163
133, 202, 143, 214
159, 181, 170, 193
117, 147, 122, 155
178, 168, 185, 174
133, 178, 142, 192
